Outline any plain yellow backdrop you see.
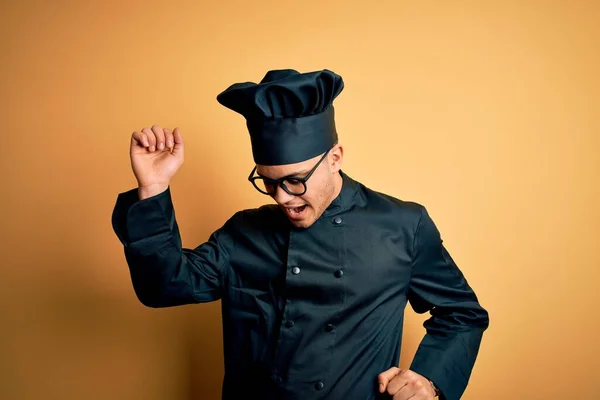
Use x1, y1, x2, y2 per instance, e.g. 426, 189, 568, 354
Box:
1, 1, 599, 399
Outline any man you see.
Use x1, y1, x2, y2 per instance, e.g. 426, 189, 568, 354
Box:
112, 69, 489, 400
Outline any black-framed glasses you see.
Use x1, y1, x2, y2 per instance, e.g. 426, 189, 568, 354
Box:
248, 149, 331, 196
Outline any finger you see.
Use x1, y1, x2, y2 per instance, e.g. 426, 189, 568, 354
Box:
393, 378, 431, 400
140, 132, 150, 147
142, 127, 156, 151
151, 125, 166, 151
172, 127, 184, 156
378, 367, 402, 393
387, 371, 411, 396
391, 383, 413, 400
163, 128, 174, 150
131, 131, 149, 147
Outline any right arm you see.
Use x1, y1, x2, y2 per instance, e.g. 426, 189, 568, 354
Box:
111, 184, 235, 307
111, 125, 232, 307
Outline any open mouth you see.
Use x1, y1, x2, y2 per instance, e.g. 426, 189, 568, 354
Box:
284, 204, 308, 220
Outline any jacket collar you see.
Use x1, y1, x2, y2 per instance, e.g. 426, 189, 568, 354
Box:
322, 170, 360, 218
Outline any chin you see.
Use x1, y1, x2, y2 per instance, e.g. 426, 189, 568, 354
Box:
282, 204, 316, 228
289, 217, 316, 229
288, 209, 326, 229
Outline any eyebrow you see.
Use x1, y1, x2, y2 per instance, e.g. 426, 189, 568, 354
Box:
257, 169, 310, 180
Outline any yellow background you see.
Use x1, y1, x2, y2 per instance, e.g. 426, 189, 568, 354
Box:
1, 1, 599, 399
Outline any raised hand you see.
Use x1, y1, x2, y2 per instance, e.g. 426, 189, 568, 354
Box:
130, 125, 184, 199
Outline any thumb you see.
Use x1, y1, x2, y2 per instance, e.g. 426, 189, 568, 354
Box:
377, 367, 402, 393
172, 127, 184, 156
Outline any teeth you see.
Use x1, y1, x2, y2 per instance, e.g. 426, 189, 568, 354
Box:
287, 205, 305, 215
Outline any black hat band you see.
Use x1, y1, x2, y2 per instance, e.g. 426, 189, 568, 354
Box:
246, 106, 338, 166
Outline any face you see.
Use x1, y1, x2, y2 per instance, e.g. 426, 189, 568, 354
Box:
256, 144, 344, 228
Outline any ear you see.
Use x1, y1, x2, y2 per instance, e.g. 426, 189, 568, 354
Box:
328, 143, 344, 174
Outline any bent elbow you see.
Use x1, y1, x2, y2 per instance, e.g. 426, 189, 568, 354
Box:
131, 284, 168, 308
137, 294, 164, 308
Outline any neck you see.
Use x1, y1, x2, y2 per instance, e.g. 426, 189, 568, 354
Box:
329, 171, 344, 204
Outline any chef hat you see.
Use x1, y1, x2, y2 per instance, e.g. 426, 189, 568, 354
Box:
216, 68, 344, 166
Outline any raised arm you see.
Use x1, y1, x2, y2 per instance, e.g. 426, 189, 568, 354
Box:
111, 125, 234, 307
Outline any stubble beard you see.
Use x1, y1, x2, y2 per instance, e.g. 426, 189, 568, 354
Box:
291, 176, 335, 229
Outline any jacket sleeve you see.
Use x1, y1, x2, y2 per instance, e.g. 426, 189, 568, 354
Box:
407, 206, 489, 400
111, 186, 236, 307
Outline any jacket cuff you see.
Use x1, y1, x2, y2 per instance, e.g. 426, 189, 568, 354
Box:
409, 330, 485, 400
111, 186, 174, 245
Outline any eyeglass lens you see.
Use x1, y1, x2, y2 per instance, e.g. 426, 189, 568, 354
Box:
257, 178, 305, 195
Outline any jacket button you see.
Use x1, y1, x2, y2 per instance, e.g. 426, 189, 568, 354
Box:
325, 324, 334, 332
285, 320, 295, 328
314, 381, 324, 390
332, 216, 342, 225
291, 267, 300, 275
334, 269, 344, 278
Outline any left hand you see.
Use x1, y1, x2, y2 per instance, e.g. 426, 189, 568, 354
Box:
377, 367, 437, 399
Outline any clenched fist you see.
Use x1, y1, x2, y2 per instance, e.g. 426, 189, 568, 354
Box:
378, 368, 438, 399
130, 125, 184, 200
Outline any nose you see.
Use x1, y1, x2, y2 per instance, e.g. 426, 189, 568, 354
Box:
272, 184, 295, 204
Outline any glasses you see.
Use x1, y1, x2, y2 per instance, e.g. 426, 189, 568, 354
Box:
248, 149, 331, 196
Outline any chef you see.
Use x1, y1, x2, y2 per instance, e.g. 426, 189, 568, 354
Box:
112, 68, 489, 400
